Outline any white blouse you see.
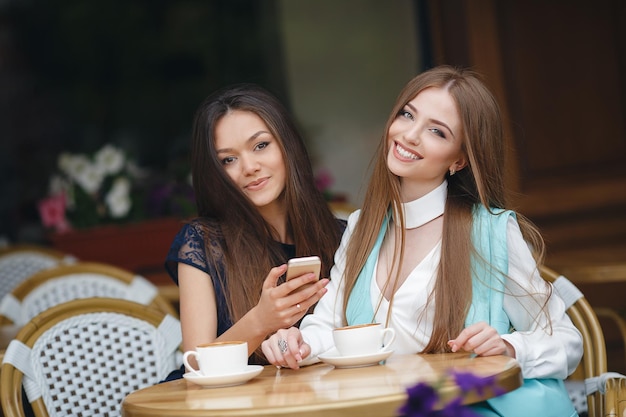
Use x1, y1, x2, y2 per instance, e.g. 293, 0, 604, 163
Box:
300, 182, 582, 379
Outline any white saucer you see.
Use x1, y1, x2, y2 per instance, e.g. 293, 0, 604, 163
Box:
183, 365, 263, 388
318, 348, 393, 368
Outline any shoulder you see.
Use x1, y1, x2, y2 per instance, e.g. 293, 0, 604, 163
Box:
168, 218, 225, 256
471, 206, 532, 248
188, 217, 223, 235
165, 218, 227, 280
472, 205, 516, 227
471, 205, 519, 248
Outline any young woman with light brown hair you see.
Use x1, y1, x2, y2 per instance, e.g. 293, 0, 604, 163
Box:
262, 66, 582, 416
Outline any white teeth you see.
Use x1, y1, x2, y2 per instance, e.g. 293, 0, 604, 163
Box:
396, 143, 419, 160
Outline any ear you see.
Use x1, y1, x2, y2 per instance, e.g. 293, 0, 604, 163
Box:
449, 155, 468, 175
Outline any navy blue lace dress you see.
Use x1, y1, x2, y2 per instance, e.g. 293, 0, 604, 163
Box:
162, 218, 346, 381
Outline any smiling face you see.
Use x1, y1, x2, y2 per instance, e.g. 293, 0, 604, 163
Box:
215, 110, 287, 214
386, 86, 467, 201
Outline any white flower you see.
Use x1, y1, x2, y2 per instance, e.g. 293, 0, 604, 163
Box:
63, 154, 90, 182
105, 177, 132, 218
57, 152, 74, 176
73, 161, 105, 195
110, 176, 131, 195
95, 144, 126, 175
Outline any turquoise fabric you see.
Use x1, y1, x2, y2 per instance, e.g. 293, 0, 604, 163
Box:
345, 214, 389, 325
470, 206, 577, 417
464, 206, 512, 334
345, 205, 577, 416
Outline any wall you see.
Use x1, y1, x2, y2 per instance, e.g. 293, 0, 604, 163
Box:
278, 0, 422, 206
425, 0, 626, 267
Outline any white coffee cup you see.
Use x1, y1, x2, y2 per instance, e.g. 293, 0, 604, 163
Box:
332, 323, 396, 356
183, 341, 248, 376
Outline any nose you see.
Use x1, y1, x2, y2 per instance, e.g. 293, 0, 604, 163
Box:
403, 124, 421, 145
240, 154, 260, 176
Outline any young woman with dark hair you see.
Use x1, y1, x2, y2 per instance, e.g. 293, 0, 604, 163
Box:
164, 84, 345, 379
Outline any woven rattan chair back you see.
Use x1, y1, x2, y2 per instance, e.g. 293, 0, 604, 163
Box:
539, 265, 625, 417
0, 261, 177, 326
1, 298, 182, 417
0, 245, 76, 305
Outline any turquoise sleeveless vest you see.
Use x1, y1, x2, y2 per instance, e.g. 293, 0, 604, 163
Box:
346, 206, 577, 417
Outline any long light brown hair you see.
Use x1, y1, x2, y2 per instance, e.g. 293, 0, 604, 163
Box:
190, 84, 343, 325
342, 66, 546, 352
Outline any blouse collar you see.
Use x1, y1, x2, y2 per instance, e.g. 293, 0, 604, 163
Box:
398, 181, 447, 229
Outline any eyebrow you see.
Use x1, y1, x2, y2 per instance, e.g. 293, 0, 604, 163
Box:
216, 130, 271, 153
405, 102, 456, 139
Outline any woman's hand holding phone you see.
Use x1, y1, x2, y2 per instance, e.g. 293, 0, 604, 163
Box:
285, 256, 321, 292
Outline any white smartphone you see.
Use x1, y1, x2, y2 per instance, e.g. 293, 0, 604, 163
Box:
286, 256, 321, 283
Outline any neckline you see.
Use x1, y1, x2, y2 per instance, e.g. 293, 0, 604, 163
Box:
397, 181, 447, 229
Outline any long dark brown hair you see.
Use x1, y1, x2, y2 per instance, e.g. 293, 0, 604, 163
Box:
342, 66, 547, 352
190, 84, 342, 323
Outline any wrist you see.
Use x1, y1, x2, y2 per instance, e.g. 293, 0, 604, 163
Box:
245, 305, 273, 337
503, 339, 516, 358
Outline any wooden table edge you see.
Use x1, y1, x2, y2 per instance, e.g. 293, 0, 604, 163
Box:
122, 357, 523, 417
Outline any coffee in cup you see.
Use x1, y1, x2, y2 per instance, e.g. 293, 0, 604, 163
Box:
332, 323, 396, 356
183, 341, 248, 376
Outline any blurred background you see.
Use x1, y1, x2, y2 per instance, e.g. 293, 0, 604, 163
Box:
1, 0, 421, 243
0, 0, 625, 370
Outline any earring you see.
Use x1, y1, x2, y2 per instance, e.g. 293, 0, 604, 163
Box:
449, 168, 456, 176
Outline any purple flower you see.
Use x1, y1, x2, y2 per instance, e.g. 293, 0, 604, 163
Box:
400, 370, 503, 417
450, 371, 496, 396
398, 382, 438, 417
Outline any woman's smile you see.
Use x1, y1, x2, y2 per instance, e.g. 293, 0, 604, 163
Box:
394, 141, 422, 161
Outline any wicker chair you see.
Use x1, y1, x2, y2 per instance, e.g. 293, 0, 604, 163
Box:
0, 244, 76, 304
0, 261, 177, 327
540, 265, 626, 417
558, 262, 626, 374
0, 298, 182, 417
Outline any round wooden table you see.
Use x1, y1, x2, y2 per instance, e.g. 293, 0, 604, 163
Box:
122, 353, 522, 417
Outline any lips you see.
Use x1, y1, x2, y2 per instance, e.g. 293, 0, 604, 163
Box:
245, 177, 269, 190
394, 142, 421, 160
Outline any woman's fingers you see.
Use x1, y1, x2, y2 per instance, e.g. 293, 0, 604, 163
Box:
262, 264, 288, 290
261, 328, 307, 369
449, 322, 506, 356
258, 266, 328, 331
